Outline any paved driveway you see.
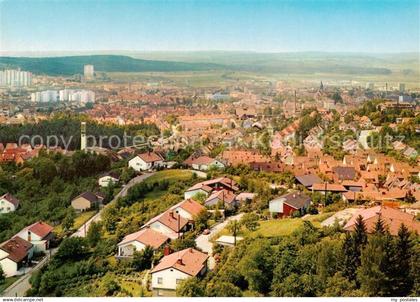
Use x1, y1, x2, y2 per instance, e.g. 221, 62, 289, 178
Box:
195, 213, 244, 269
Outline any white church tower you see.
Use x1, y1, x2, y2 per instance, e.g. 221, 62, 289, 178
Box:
81, 122, 87, 151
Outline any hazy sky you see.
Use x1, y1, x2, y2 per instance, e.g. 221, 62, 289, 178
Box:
0, 0, 418, 53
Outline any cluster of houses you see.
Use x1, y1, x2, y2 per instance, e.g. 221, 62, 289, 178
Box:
116, 176, 251, 296
0, 221, 54, 277
0, 143, 39, 164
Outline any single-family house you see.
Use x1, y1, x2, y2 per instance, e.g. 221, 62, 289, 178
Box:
143, 211, 189, 239
169, 199, 206, 221
269, 192, 312, 218
312, 183, 348, 194
0, 237, 33, 277
188, 156, 225, 171
71, 192, 104, 211
128, 152, 164, 171
16, 221, 54, 252
150, 248, 208, 296
295, 174, 322, 189
0, 193, 20, 214
117, 228, 170, 258
344, 205, 420, 235
204, 189, 237, 209
184, 177, 238, 200
98, 171, 120, 187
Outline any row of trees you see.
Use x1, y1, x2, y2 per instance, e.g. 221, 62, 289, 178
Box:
177, 218, 419, 297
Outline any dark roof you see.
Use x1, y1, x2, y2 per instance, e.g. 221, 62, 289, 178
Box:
99, 171, 120, 180
295, 174, 322, 187
274, 192, 311, 209
332, 166, 357, 180
73, 192, 102, 204
0, 193, 20, 208
0, 236, 33, 263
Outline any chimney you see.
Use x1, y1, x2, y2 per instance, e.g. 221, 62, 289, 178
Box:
169, 211, 175, 219
177, 258, 183, 265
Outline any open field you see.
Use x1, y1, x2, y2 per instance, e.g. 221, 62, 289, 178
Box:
53, 210, 96, 236
142, 169, 194, 184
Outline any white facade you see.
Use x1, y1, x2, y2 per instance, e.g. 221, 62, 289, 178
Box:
0, 247, 33, 277
128, 156, 163, 172
84, 65, 94, 79
0, 197, 17, 214
117, 240, 146, 257
149, 221, 175, 237
16, 230, 48, 253
31, 89, 95, 104
31, 90, 58, 103
0, 69, 32, 87
151, 267, 191, 294
191, 160, 225, 171
98, 175, 119, 187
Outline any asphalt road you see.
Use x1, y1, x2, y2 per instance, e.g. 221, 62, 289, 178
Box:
1, 172, 155, 297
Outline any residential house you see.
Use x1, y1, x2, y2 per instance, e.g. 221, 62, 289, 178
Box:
169, 199, 206, 221
312, 183, 348, 194
269, 192, 312, 218
186, 156, 225, 171
344, 205, 420, 235
332, 166, 357, 182
98, 171, 120, 187
143, 211, 189, 240
0, 237, 33, 277
71, 192, 104, 211
184, 177, 238, 200
204, 189, 237, 209
150, 248, 208, 296
0, 193, 20, 214
128, 152, 164, 171
117, 228, 170, 258
295, 174, 322, 189
16, 221, 54, 252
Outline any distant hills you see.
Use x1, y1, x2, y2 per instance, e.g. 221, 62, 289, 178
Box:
0, 55, 223, 76
1, 52, 418, 77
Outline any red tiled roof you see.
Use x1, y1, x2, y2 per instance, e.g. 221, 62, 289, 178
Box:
0, 236, 33, 263
176, 199, 206, 217
312, 183, 347, 192
137, 152, 163, 163
151, 248, 208, 276
344, 206, 420, 235
27, 221, 54, 239
119, 228, 169, 249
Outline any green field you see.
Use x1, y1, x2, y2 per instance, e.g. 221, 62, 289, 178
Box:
143, 169, 195, 184
0, 276, 19, 294
54, 210, 96, 236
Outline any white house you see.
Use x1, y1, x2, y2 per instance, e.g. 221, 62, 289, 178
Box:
0, 193, 20, 214
143, 211, 189, 240
98, 172, 120, 187
189, 156, 225, 171
150, 248, 208, 296
169, 199, 206, 221
16, 221, 54, 253
128, 152, 164, 172
117, 228, 169, 258
0, 237, 33, 277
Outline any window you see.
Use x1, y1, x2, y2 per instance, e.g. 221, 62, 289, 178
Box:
157, 277, 163, 284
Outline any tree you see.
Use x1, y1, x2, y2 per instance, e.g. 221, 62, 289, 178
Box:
132, 246, 154, 271
62, 208, 76, 232
102, 204, 119, 233
205, 280, 243, 297
392, 224, 414, 296
0, 265, 5, 284
373, 216, 386, 234
240, 212, 259, 231
194, 210, 211, 232
86, 221, 102, 247
176, 277, 205, 297
101, 272, 121, 296
54, 237, 89, 264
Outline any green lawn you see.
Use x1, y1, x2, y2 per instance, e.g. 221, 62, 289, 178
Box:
0, 276, 19, 294
144, 169, 194, 184
54, 210, 96, 236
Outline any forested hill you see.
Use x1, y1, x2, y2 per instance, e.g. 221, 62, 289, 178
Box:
0, 55, 223, 76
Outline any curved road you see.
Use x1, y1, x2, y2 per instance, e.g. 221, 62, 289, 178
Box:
1, 172, 155, 297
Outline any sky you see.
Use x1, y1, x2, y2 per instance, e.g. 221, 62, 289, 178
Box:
0, 0, 418, 53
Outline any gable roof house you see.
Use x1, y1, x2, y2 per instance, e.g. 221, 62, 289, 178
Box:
332, 166, 357, 182
295, 174, 322, 189
184, 177, 238, 200
0, 193, 20, 214
98, 171, 120, 187
16, 221, 54, 252
143, 211, 189, 240
344, 205, 420, 235
312, 183, 348, 194
117, 228, 170, 258
185, 156, 225, 171
169, 199, 206, 221
150, 248, 208, 296
71, 192, 104, 211
204, 189, 237, 209
128, 152, 164, 172
269, 192, 312, 218
0, 237, 33, 277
